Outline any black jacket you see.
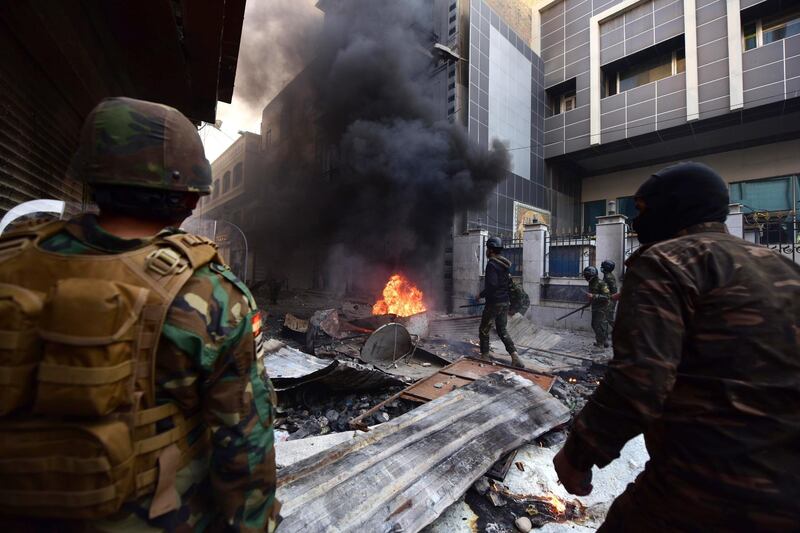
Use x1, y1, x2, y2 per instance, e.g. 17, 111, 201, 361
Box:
480, 255, 511, 304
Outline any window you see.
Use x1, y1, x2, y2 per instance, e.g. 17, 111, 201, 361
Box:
233, 163, 243, 187
742, 2, 800, 50
730, 176, 794, 212
605, 48, 685, 96
448, 94, 455, 102
733, 175, 799, 246
546, 78, 577, 117
616, 196, 638, 220
449, 26, 456, 35
264, 128, 272, 150
561, 92, 577, 113
602, 36, 685, 97
449, 15, 457, 23
583, 200, 606, 234
222, 171, 231, 193
212, 180, 219, 199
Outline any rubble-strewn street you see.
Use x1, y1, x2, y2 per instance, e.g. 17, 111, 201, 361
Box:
252, 287, 621, 530
6, 0, 798, 530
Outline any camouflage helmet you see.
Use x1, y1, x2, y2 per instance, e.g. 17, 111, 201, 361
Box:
69, 97, 212, 195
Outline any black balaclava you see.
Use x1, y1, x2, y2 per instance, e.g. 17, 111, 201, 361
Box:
632, 162, 729, 245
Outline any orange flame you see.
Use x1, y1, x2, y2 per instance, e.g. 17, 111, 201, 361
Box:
373, 274, 427, 317
545, 492, 567, 514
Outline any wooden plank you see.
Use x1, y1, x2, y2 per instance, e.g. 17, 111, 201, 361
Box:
440, 358, 556, 392
400, 375, 472, 401
278, 371, 570, 532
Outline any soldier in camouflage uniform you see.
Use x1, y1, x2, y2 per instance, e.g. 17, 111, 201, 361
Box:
583, 266, 610, 348
600, 260, 617, 330
478, 237, 523, 368
554, 162, 800, 531
10, 98, 280, 532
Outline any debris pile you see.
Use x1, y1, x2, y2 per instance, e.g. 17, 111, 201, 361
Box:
255, 288, 615, 531
277, 388, 416, 438
468, 477, 585, 531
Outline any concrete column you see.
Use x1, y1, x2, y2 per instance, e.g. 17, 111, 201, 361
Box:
523, 222, 549, 307
726, 203, 744, 239
452, 229, 487, 311
727, 0, 744, 110
684, 0, 700, 121
595, 214, 627, 272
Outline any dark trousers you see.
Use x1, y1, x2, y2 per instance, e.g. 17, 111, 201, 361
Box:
591, 306, 608, 345
479, 302, 516, 355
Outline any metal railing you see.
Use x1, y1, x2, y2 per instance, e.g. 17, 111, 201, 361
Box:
544, 233, 595, 277
745, 210, 799, 264
504, 238, 524, 276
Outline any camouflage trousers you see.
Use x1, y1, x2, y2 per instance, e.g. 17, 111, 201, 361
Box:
591, 306, 608, 346
479, 302, 516, 355
607, 301, 616, 330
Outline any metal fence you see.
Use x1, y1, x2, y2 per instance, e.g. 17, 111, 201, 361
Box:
544, 234, 595, 277
623, 223, 641, 276
745, 211, 799, 264
504, 238, 523, 277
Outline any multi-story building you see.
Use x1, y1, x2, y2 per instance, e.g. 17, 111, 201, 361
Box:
195, 131, 264, 281
215, 0, 799, 296
535, 0, 800, 239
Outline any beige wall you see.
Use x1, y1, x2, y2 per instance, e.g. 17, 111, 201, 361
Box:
486, 0, 535, 48
582, 139, 800, 203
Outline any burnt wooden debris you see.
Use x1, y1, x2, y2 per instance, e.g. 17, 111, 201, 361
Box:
349, 357, 555, 430
276, 370, 570, 533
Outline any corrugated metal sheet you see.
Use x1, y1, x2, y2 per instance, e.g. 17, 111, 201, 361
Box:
262, 339, 403, 392
276, 371, 570, 532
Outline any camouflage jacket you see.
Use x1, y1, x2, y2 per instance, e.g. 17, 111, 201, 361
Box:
602, 271, 618, 295
38, 215, 280, 532
586, 277, 610, 310
563, 222, 800, 528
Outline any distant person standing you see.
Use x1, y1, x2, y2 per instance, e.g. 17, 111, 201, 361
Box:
478, 236, 523, 368
601, 260, 617, 329
583, 266, 610, 348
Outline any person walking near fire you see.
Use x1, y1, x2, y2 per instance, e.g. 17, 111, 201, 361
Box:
478, 236, 523, 368
583, 266, 611, 348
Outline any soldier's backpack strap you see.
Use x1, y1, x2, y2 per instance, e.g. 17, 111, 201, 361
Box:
161, 233, 223, 270
121, 233, 223, 516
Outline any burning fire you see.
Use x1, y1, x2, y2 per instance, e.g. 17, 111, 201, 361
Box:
544, 492, 567, 514
373, 274, 427, 317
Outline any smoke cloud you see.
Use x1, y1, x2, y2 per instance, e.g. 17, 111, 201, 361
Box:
249, 0, 509, 307
232, 0, 322, 121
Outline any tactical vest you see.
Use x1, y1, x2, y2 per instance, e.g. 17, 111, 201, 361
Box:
0, 220, 221, 520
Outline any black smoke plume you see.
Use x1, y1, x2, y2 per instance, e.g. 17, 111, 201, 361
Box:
249, 0, 509, 307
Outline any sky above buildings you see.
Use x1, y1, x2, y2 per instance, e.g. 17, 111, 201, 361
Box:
201, 0, 321, 162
